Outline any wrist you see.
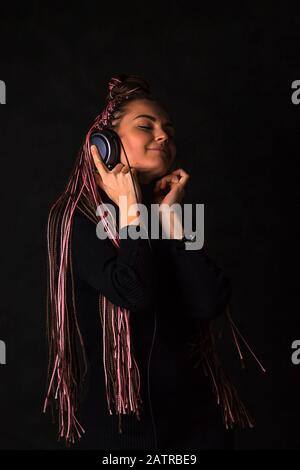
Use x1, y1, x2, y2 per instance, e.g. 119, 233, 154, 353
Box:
159, 208, 184, 240
119, 197, 141, 229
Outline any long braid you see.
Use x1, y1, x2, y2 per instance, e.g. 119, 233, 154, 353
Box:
188, 303, 266, 430
43, 73, 264, 446
43, 74, 156, 445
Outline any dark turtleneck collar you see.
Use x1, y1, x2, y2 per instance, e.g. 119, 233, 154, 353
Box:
140, 180, 157, 207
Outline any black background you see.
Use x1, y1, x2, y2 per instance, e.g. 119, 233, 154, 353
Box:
0, 3, 299, 450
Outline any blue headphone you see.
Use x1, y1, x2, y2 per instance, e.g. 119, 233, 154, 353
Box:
90, 128, 121, 170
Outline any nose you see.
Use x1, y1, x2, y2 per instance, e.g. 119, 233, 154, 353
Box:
155, 129, 169, 145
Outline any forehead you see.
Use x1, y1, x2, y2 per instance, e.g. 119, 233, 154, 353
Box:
125, 99, 170, 122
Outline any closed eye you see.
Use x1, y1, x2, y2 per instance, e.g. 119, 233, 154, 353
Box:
138, 125, 175, 138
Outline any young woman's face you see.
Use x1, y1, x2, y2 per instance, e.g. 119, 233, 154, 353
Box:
114, 99, 177, 183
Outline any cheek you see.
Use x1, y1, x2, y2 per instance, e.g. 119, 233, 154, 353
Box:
120, 134, 144, 160
120, 135, 148, 165
128, 132, 150, 152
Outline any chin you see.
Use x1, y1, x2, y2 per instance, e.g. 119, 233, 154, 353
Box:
156, 160, 171, 173
137, 161, 171, 183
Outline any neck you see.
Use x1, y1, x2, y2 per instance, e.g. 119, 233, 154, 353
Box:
140, 180, 156, 205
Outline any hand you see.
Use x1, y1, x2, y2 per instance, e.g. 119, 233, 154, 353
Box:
153, 168, 190, 207
91, 145, 142, 206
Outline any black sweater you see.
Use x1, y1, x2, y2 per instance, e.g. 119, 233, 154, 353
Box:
70, 191, 233, 450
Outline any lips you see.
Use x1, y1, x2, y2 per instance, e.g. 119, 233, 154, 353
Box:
148, 147, 169, 156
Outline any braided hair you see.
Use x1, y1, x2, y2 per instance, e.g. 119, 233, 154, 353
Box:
43, 73, 259, 446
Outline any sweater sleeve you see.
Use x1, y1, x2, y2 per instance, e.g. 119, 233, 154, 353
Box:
71, 211, 158, 313
151, 238, 232, 320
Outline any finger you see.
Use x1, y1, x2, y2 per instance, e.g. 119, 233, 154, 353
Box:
171, 169, 190, 179
171, 175, 180, 183
111, 162, 125, 174
154, 176, 170, 192
161, 178, 168, 190
171, 169, 189, 177
154, 180, 163, 193
163, 174, 180, 188
170, 169, 190, 186
91, 145, 108, 177
121, 165, 130, 174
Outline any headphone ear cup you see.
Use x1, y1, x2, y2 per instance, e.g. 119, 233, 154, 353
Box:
90, 128, 121, 170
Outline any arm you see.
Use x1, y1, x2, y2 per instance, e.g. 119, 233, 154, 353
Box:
153, 169, 231, 320
71, 210, 158, 313
152, 236, 232, 320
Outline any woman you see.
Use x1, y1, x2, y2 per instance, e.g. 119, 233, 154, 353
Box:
43, 74, 255, 450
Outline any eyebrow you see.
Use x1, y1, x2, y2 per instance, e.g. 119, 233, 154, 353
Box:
133, 114, 174, 128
